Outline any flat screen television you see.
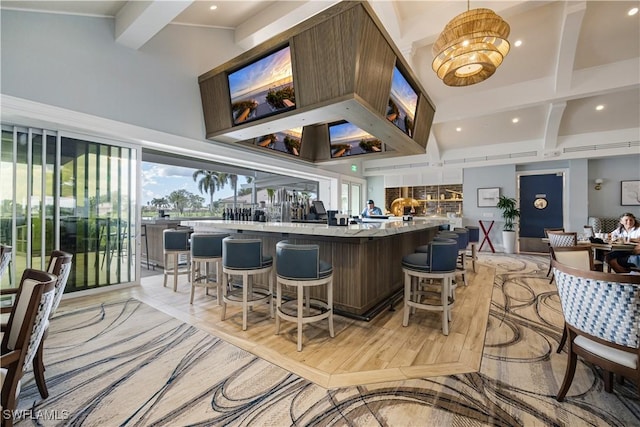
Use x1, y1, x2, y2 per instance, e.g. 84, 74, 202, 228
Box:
328, 121, 382, 158
227, 45, 295, 126
387, 65, 418, 138
255, 127, 302, 156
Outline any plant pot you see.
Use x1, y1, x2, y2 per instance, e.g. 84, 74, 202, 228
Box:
503, 230, 517, 254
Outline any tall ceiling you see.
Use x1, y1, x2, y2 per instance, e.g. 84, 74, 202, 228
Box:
2, 0, 639, 166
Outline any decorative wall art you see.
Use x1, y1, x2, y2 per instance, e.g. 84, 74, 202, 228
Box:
621, 180, 640, 206
477, 187, 500, 207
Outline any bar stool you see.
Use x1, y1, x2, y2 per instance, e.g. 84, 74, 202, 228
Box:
275, 240, 334, 351
465, 225, 480, 272
140, 224, 150, 269
163, 228, 191, 292
221, 237, 273, 331
452, 228, 469, 286
415, 231, 459, 254
401, 240, 458, 335
190, 233, 228, 304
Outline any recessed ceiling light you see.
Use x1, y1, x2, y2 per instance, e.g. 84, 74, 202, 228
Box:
456, 127, 462, 132
210, 5, 218, 11
514, 40, 522, 47
628, 7, 638, 16
512, 117, 519, 123
596, 105, 604, 111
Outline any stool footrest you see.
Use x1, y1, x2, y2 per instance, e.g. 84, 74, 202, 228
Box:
277, 299, 331, 324
223, 288, 271, 304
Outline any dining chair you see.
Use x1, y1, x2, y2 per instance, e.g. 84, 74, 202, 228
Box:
33, 250, 73, 398
0, 244, 13, 286
544, 228, 565, 278
547, 231, 577, 283
0, 269, 56, 427
551, 260, 640, 401
550, 246, 595, 354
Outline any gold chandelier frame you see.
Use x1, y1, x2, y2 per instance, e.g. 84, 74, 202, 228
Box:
432, 5, 510, 86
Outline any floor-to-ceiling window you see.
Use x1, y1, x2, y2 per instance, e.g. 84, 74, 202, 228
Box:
0, 126, 137, 291
340, 181, 362, 216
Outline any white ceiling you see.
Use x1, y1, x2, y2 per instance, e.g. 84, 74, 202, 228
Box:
2, 0, 639, 164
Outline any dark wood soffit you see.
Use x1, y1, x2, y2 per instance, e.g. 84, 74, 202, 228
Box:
198, 1, 362, 83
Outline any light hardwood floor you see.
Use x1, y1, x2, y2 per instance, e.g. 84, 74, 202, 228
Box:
57, 261, 495, 389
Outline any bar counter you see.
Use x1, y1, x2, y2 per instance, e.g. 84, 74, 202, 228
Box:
181, 218, 447, 319
142, 217, 218, 268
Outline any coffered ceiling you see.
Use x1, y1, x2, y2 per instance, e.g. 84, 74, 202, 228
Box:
2, 0, 639, 166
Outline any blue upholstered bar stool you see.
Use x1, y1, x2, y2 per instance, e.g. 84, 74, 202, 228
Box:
275, 240, 334, 351
465, 225, 480, 272
402, 240, 458, 335
221, 237, 273, 331
163, 229, 191, 292
453, 228, 469, 286
190, 233, 229, 304
415, 231, 459, 254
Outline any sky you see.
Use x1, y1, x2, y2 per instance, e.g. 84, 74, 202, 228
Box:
141, 162, 246, 207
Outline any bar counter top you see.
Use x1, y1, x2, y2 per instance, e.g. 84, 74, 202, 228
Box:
180, 217, 448, 238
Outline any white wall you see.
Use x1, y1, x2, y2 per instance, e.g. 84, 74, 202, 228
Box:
460, 156, 639, 250
1, 11, 242, 140
366, 176, 385, 211
462, 164, 516, 251
588, 156, 640, 218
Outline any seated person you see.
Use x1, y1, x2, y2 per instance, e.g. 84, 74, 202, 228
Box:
609, 212, 640, 241
608, 243, 640, 274
605, 212, 640, 273
361, 200, 383, 218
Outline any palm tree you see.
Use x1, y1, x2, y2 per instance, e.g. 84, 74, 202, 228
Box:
192, 170, 225, 213
228, 174, 239, 209
167, 189, 191, 216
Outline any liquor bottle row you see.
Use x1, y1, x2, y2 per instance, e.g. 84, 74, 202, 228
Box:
222, 207, 266, 221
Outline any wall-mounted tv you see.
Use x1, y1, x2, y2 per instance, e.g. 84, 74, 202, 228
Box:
387, 65, 418, 138
227, 45, 295, 126
255, 127, 303, 157
328, 121, 382, 158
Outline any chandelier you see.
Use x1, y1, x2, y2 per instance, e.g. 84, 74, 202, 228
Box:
432, 4, 510, 86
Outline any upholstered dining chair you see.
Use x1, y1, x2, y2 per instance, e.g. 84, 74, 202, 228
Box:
32, 250, 73, 399
551, 260, 640, 401
547, 231, 577, 283
1, 269, 56, 427
0, 244, 13, 285
550, 246, 595, 353
547, 231, 578, 247
544, 227, 565, 278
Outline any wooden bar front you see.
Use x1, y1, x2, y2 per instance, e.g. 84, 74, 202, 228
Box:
181, 219, 443, 318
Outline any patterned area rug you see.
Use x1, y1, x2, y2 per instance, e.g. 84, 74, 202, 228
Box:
14, 254, 640, 426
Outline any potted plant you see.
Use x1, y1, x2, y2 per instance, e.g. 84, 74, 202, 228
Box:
496, 195, 520, 254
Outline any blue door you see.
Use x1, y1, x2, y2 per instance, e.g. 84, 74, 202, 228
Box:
519, 174, 564, 252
